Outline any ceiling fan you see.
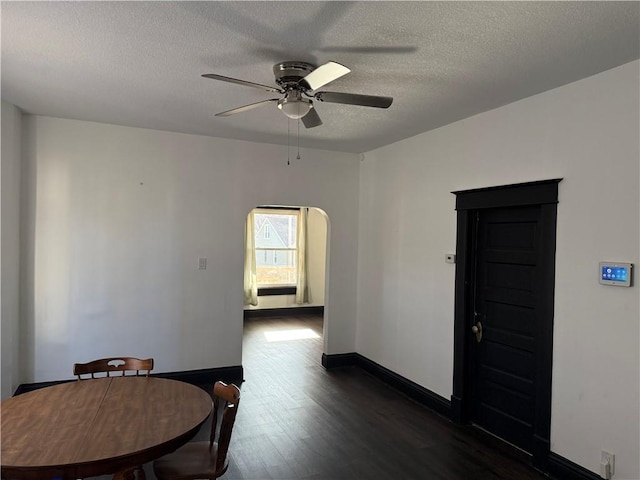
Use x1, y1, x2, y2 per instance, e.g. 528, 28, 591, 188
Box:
202, 61, 393, 128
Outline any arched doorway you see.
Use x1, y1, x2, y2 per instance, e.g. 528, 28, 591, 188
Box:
241, 206, 329, 372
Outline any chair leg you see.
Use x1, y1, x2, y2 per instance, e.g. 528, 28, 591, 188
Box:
112, 468, 136, 480
135, 465, 146, 480
111, 465, 145, 480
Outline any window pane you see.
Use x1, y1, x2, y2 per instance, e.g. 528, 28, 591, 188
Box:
256, 249, 297, 284
254, 213, 297, 248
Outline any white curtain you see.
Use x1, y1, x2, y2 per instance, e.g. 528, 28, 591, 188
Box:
243, 211, 258, 306
295, 208, 310, 304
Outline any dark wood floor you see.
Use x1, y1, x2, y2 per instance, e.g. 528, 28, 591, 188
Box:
139, 313, 549, 480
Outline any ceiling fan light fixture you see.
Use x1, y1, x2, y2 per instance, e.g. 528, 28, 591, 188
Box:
278, 96, 312, 119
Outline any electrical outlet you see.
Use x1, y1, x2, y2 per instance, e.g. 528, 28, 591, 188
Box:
198, 257, 207, 270
600, 451, 615, 479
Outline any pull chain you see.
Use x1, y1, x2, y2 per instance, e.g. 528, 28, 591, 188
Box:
287, 118, 290, 165
296, 117, 301, 160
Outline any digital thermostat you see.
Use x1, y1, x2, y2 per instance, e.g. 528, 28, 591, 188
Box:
599, 262, 633, 287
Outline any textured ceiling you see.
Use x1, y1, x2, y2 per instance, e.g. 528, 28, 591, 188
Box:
2, 1, 639, 153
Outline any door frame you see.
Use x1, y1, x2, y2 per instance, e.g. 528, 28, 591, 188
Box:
450, 179, 561, 470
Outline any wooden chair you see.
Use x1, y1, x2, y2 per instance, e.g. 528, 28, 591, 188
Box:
73, 357, 154, 379
153, 381, 241, 480
72, 357, 154, 480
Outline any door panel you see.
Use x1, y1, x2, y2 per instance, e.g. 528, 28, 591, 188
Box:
485, 221, 537, 250
481, 365, 533, 396
479, 380, 533, 420
485, 263, 536, 290
471, 206, 541, 452
477, 405, 533, 451
480, 341, 534, 378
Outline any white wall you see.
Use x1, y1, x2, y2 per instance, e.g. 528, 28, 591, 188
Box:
357, 60, 640, 478
20, 116, 360, 383
244, 206, 327, 310
1, 101, 23, 398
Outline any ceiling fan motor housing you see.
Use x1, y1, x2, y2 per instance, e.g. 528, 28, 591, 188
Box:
278, 91, 312, 119
273, 61, 315, 89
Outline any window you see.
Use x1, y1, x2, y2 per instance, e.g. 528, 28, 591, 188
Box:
254, 209, 298, 286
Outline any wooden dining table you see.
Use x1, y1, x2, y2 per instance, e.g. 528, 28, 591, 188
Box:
1, 376, 213, 480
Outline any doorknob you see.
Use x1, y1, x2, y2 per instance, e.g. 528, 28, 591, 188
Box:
471, 322, 482, 343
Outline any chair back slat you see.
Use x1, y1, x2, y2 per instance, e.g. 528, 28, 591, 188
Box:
73, 357, 154, 380
210, 381, 241, 472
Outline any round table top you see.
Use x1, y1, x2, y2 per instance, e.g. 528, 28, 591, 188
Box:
1, 376, 213, 480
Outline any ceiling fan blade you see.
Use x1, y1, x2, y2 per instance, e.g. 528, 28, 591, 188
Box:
202, 74, 282, 93
301, 61, 350, 91
314, 91, 393, 109
215, 99, 279, 117
301, 106, 322, 128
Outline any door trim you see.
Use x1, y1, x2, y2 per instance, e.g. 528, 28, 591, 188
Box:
450, 179, 561, 470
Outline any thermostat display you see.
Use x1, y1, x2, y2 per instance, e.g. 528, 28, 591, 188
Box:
599, 262, 633, 287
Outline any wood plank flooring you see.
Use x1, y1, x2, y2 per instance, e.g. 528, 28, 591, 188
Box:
137, 313, 549, 480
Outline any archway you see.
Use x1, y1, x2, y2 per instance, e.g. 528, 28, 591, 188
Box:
242, 205, 329, 367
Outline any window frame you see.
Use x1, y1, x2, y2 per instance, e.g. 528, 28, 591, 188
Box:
253, 207, 300, 292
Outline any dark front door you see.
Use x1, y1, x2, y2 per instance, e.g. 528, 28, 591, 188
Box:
452, 180, 559, 468
470, 205, 543, 452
